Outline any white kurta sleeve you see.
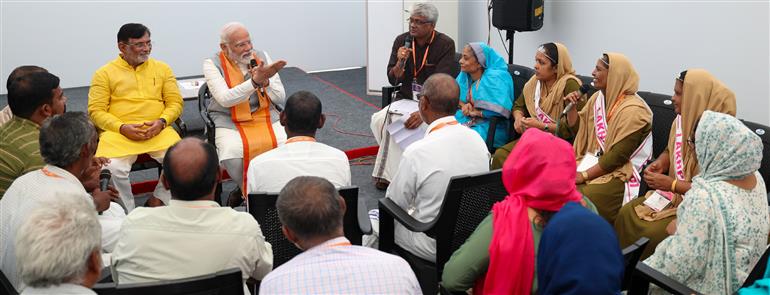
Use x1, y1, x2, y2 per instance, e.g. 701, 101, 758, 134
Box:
203, 58, 256, 108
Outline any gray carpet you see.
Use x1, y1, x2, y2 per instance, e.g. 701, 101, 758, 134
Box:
0, 67, 386, 212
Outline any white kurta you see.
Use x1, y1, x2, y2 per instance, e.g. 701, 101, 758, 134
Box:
246, 140, 351, 193
110, 200, 273, 294
202, 52, 287, 161
0, 165, 125, 291
386, 116, 490, 262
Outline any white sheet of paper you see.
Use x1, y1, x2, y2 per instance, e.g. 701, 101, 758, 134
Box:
577, 152, 599, 172
387, 114, 427, 150
388, 99, 419, 115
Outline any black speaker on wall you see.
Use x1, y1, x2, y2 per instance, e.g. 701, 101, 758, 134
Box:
492, 0, 544, 32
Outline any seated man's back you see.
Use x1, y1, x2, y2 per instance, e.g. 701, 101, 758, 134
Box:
260, 237, 420, 294
247, 90, 350, 193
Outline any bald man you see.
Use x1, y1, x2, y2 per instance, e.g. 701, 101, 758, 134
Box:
111, 138, 273, 293
385, 73, 490, 263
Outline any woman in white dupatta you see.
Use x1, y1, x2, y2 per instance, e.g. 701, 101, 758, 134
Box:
645, 111, 769, 294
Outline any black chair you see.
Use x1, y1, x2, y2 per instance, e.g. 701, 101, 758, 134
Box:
0, 269, 18, 295
638, 91, 677, 159
486, 64, 535, 151
741, 120, 770, 194
247, 186, 370, 268
621, 237, 650, 291
631, 262, 702, 295
93, 268, 243, 295
198, 82, 216, 146
742, 245, 770, 288
378, 169, 508, 295
576, 75, 597, 98
381, 52, 462, 107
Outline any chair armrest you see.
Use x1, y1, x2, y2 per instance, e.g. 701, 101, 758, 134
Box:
199, 110, 216, 145
172, 117, 187, 137
382, 85, 400, 107
635, 262, 701, 295
379, 198, 434, 233
486, 116, 500, 152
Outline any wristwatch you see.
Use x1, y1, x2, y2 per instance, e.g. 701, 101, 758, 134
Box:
159, 118, 167, 128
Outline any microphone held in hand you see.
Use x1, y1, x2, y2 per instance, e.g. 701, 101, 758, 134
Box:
249, 59, 258, 69
561, 82, 594, 116
99, 169, 111, 192
400, 35, 413, 70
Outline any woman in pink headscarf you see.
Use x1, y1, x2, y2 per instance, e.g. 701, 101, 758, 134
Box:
442, 128, 598, 294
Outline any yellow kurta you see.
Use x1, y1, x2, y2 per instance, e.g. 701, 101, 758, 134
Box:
88, 56, 183, 158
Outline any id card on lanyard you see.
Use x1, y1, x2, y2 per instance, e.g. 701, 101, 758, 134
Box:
410, 31, 435, 101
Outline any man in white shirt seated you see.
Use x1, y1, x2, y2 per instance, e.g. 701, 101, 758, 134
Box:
111, 138, 273, 293
203, 21, 288, 206
386, 73, 490, 262
0, 112, 125, 291
246, 91, 351, 193
259, 176, 421, 294
15, 197, 102, 295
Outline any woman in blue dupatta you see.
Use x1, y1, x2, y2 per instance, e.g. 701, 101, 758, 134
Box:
456, 42, 514, 148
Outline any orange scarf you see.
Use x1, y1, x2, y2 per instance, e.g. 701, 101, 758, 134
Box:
218, 52, 277, 197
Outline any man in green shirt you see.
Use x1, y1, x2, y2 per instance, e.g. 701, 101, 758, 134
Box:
0, 71, 67, 197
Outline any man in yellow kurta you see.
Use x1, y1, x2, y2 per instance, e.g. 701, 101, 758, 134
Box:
88, 23, 183, 211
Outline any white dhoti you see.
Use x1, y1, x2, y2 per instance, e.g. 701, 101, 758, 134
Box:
103, 150, 170, 212
371, 108, 404, 182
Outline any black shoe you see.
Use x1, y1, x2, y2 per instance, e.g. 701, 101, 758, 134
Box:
374, 178, 390, 191
227, 188, 244, 208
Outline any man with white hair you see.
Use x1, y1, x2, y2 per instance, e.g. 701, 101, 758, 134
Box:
203, 21, 288, 206
0, 112, 125, 292
371, 3, 459, 190
15, 197, 102, 294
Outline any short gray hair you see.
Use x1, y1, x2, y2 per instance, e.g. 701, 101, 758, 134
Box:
277, 176, 343, 240
220, 22, 247, 44
423, 73, 459, 114
411, 3, 439, 24
39, 112, 96, 168
16, 197, 101, 288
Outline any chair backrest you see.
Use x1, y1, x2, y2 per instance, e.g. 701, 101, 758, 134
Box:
742, 245, 770, 288
430, 169, 508, 275
93, 268, 243, 295
0, 269, 18, 295
247, 186, 362, 267
638, 91, 677, 160
198, 82, 216, 144
508, 64, 534, 99
576, 75, 598, 98
621, 237, 650, 290
741, 120, 770, 194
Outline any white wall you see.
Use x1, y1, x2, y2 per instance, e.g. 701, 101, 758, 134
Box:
459, 0, 770, 125
0, 1, 366, 94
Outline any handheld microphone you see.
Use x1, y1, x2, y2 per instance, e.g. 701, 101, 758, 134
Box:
399, 35, 413, 70
249, 59, 258, 69
99, 169, 111, 192
561, 82, 594, 116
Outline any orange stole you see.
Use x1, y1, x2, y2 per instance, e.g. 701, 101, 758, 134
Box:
218, 52, 277, 197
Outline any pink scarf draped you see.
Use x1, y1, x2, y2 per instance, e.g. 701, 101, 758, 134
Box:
477, 128, 582, 294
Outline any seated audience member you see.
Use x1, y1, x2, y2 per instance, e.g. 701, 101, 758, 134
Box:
615, 69, 737, 259
492, 43, 583, 169
247, 91, 350, 193
111, 138, 272, 293
455, 42, 514, 149
15, 197, 102, 295
442, 128, 597, 294
562, 53, 652, 224
203, 21, 287, 204
0, 66, 49, 126
0, 71, 66, 196
1, 112, 124, 291
386, 73, 490, 262
645, 111, 770, 294
260, 176, 420, 294
371, 2, 458, 191
537, 202, 624, 295
88, 23, 183, 210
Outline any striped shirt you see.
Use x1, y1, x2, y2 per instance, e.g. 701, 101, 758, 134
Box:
259, 237, 421, 294
0, 117, 43, 198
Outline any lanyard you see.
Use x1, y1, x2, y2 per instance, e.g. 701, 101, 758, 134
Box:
327, 241, 352, 247
429, 120, 458, 134
41, 167, 63, 179
606, 94, 627, 123
285, 136, 316, 144
411, 30, 436, 80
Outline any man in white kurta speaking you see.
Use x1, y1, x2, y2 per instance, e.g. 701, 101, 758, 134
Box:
386, 73, 490, 262
203, 21, 288, 206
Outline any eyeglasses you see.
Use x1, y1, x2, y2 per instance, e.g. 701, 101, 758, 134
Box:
407, 17, 432, 25
123, 40, 152, 49
231, 39, 252, 50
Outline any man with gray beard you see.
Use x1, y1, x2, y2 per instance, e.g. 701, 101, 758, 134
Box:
203, 21, 287, 207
